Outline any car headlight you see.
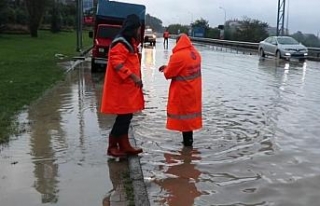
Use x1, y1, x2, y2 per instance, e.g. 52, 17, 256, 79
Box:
98, 48, 104, 53
153, 35, 156, 38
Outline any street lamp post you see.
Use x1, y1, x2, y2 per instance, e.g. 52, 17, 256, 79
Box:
219, 6, 226, 26
188, 11, 193, 24
219, 6, 226, 39
188, 11, 194, 37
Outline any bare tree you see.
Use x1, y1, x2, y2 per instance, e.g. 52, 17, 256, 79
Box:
25, 0, 48, 37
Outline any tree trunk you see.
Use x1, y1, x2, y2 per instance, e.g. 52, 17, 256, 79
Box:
25, 0, 47, 37
29, 21, 39, 37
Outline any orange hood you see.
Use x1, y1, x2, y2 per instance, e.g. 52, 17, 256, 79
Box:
172, 34, 192, 53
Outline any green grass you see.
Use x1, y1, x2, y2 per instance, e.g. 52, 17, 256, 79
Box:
0, 30, 92, 143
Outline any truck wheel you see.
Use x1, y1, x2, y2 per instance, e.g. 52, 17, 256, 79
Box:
91, 59, 98, 73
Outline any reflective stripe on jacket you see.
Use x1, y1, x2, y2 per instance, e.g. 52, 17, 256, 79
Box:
100, 37, 144, 114
164, 34, 202, 131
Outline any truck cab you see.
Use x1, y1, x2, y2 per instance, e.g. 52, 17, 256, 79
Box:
89, 0, 146, 73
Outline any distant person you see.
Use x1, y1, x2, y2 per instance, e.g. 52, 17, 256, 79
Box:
159, 34, 202, 146
101, 14, 144, 157
163, 29, 170, 49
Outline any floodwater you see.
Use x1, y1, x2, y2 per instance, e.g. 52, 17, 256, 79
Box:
0, 61, 128, 205
0, 39, 320, 206
138, 41, 320, 206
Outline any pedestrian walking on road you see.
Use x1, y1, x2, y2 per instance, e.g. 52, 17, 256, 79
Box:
159, 33, 202, 146
101, 14, 144, 157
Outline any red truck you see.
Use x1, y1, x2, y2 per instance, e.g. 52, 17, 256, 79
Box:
89, 0, 146, 73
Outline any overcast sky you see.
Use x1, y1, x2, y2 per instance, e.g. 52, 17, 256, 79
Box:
119, 0, 320, 35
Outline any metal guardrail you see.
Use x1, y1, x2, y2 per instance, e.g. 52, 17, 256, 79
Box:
170, 35, 320, 61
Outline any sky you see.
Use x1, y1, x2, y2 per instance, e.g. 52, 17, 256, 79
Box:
118, 0, 320, 35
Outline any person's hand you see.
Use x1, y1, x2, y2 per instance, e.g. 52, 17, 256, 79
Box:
130, 74, 143, 88
158, 65, 166, 72
134, 78, 143, 88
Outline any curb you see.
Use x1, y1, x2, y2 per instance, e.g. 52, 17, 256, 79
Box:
65, 46, 93, 73
128, 126, 150, 206
80, 46, 93, 57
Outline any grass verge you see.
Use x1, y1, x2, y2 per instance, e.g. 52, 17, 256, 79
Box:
0, 30, 92, 143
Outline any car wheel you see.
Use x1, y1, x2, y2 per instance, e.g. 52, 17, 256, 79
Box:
276, 50, 281, 60
259, 48, 265, 57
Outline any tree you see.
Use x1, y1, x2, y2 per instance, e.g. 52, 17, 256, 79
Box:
146, 14, 163, 32
191, 18, 209, 30
190, 18, 210, 37
233, 17, 269, 42
291, 32, 320, 47
304, 34, 320, 47
206, 27, 220, 39
50, 1, 62, 33
0, 0, 9, 29
25, 0, 48, 37
291, 31, 304, 43
167, 24, 189, 35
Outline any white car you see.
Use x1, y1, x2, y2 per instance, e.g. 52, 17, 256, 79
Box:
258, 36, 308, 61
144, 28, 156, 46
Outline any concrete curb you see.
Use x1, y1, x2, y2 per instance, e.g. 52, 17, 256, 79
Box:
80, 46, 93, 57
65, 46, 93, 73
128, 126, 150, 206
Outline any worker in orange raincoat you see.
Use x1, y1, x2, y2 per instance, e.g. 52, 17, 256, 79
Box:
101, 14, 144, 157
159, 33, 202, 146
163, 29, 170, 49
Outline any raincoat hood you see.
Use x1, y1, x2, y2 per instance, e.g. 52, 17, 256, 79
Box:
173, 34, 192, 53
119, 14, 141, 41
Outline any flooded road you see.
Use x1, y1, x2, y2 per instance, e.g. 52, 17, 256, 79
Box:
139, 41, 320, 205
1, 39, 320, 206
0, 62, 128, 205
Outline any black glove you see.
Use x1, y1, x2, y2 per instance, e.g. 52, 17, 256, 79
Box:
158, 65, 166, 72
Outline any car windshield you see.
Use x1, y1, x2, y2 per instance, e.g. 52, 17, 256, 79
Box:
277, 37, 299, 45
145, 30, 153, 35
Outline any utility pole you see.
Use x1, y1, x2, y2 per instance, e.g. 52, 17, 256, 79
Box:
286, 0, 289, 35
219, 6, 226, 26
277, 0, 286, 36
219, 7, 226, 40
76, 0, 83, 52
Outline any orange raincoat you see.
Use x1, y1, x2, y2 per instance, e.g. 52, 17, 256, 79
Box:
101, 37, 144, 114
163, 34, 202, 131
163, 31, 169, 38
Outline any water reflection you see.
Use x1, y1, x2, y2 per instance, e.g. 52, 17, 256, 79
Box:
154, 147, 202, 206
142, 48, 156, 86
102, 160, 128, 206
28, 86, 67, 203
143, 47, 156, 69
91, 73, 116, 132
163, 49, 169, 60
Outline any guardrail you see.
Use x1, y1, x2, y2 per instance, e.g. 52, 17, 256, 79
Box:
170, 35, 320, 61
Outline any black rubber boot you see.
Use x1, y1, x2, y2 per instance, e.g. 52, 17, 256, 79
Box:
182, 131, 193, 147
